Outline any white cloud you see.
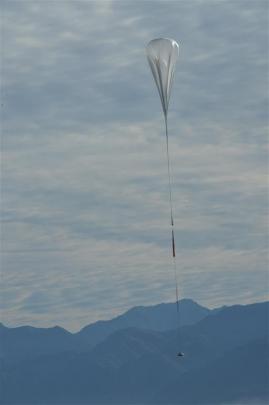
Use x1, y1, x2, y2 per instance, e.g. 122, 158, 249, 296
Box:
1, 0, 268, 330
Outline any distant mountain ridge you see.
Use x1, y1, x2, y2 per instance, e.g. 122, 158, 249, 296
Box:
78, 298, 210, 346
1, 300, 268, 405
0, 298, 209, 361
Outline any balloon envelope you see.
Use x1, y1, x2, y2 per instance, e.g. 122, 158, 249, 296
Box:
146, 38, 179, 116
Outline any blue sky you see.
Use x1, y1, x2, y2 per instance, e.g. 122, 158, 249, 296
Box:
2, 0, 268, 331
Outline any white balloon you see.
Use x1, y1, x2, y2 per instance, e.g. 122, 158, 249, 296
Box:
146, 38, 179, 116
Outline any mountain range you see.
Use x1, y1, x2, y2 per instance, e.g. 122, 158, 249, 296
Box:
1, 299, 268, 404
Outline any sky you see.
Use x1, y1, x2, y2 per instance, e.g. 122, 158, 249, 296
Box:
1, 0, 268, 332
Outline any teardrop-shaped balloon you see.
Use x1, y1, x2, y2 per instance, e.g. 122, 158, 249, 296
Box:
146, 38, 179, 116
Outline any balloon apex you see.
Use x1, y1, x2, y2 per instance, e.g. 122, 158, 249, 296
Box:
146, 37, 179, 115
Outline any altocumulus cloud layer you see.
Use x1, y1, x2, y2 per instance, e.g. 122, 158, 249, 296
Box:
2, 0, 268, 331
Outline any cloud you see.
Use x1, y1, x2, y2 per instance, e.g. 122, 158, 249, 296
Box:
1, 0, 268, 331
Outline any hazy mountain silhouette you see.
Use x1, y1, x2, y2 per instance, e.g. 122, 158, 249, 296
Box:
0, 298, 209, 362
1, 301, 268, 405
0, 323, 75, 363
78, 298, 210, 347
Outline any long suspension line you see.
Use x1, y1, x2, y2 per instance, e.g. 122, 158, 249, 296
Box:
164, 115, 181, 338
